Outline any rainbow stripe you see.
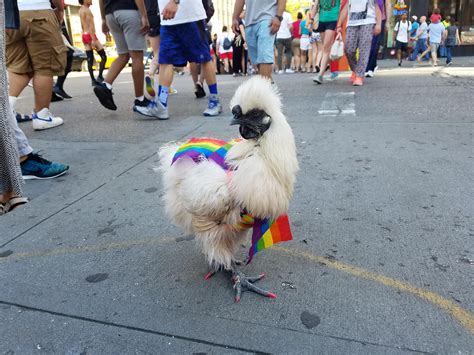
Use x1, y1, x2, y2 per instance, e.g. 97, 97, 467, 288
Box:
247, 214, 293, 263
172, 138, 237, 170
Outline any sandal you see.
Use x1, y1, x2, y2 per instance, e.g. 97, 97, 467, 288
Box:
5, 196, 28, 212
0, 203, 7, 215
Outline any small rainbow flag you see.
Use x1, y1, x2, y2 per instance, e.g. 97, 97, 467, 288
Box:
172, 138, 237, 170
247, 214, 293, 264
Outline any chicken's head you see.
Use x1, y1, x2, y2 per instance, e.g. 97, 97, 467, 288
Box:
229, 76, 285, 141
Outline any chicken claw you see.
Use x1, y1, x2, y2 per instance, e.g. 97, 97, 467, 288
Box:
232, 270, 277, 302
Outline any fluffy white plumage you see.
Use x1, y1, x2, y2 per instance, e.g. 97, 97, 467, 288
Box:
159, 76, 299, 271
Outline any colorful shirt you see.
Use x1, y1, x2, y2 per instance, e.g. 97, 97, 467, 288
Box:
300, 19, 310, 35
292, 20, 302, 38
319, 0, 341, 22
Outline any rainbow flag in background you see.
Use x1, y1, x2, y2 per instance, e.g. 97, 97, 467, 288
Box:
247, 214, 293, 264
172, 138, 238, 170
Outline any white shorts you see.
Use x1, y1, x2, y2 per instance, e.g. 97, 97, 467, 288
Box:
300, 35, 310, 50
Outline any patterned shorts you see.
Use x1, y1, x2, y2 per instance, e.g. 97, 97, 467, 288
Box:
310, 31, 321, 44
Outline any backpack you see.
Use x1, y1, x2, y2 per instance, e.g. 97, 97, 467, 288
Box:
223, 36, 232, 50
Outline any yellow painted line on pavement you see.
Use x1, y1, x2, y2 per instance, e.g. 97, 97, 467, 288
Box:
274, 246, 474, 335
0, 237, 175, 261
2, 238, 473, 335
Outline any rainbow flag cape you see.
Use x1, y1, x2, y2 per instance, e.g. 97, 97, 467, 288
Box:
172, 138, 237, 170
172, 137, 293, 263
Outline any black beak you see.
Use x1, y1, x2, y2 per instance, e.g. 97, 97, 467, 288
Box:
230, 105, 271, 140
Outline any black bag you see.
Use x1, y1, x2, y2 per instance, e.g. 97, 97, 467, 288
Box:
202, 0, 214, 23
5, 0, 20, 30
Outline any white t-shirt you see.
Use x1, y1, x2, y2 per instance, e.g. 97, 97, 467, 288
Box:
218, 32, 234, 53
17, 0, 51, 11
276, 11, 292, 39
347, 0, 377, 27
394, 20, 412, 43
158, 0, 206, 26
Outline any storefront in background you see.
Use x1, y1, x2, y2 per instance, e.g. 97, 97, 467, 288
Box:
390, 0, 474, 55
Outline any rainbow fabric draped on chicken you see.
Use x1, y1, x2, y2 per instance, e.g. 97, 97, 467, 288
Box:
171, 138, 293, 262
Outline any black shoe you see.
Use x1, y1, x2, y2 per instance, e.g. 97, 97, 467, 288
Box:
53, 86, 72, 99
97, 76, 104, 83
51, 92, 64, 102
93, 83, 117, 110
15, 111, 31, 123
194, 82, 206, 99
91, 79, 100, 87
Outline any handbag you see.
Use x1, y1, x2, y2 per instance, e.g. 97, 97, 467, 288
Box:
330, 33, 344, 60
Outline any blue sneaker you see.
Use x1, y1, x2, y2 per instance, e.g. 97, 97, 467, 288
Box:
21, 153, 69, 180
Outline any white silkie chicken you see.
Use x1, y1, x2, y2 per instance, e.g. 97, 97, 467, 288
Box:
159, 76, 298, 301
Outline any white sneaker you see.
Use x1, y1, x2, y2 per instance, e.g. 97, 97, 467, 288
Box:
277, 70, 284, 74
32, 108, 63, 131
285, 68, 295, 74
133, 98, 157, 118
152, 100, 169, 120
203, 98, 222, 117
365, 70, 374, 78
312, 75, 323, 84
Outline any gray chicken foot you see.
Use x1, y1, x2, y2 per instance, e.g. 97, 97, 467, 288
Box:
231, 267, 277, 302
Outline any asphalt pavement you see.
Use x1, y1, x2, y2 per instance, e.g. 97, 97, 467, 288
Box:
1, 58, 473, 354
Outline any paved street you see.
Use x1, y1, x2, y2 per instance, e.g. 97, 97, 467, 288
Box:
1, 59, 473, 354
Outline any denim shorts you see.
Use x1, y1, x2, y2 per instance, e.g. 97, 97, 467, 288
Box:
245, 20, 276, 64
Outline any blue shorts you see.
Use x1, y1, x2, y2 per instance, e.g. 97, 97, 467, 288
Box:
159, 20, 211, 66
245, 20, 276, 65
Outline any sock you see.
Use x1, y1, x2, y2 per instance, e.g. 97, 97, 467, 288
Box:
105, 82, 112, 90
135, 95, 144, 101
9, 96, 17, 111
97, 48, 107, 78
86, 50, 95, 81
158, 85, 169, 107
208, 83, 218, 95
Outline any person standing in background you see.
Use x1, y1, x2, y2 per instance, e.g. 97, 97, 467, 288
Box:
232, 12, 248, 76
299, 9, 311, 73
217, 26, 233, 74
445, 20, 461, 66
233, 0, 287, 79
275, 9, 293, 74
291, 12, 302, 71
365, 0, 391, 77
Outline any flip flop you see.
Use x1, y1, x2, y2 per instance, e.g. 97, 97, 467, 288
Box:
0, 203, 7, 215
5, 196, 28, 212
